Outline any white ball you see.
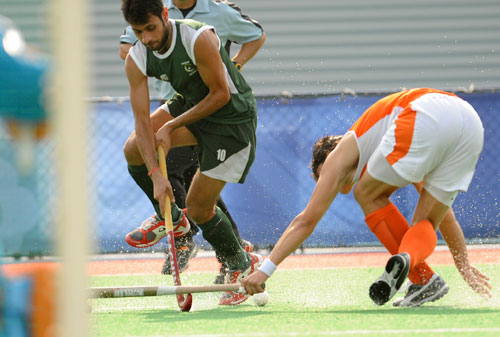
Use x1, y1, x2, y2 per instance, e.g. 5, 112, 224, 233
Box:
253, 291, 269, 306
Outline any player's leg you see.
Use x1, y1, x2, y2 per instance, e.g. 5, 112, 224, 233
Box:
386, 188, 453, 306
123, 105, 197, 248
181, 160, 253, 283
355, 142, 444, 305
213, 197, 254, 284
124, 105, 173, 218
378, 188, 450, 306
217, 197, 251, 248
190, 117, 260, 305
355, 173, 426, 306
364, 93, 483, 305
161, 146, 200, 274
186, 169, 262, 305
394, 93, 484, 304
159, 97, 204, 269
400, 93, 485, 259
355, 150, 436, 288
185, 171, 248, 269
398, 187, 451, 269
178, 147, 249, 248
358, 97, 448, 305
161, 144, 253, 276
389, 182, 452, 306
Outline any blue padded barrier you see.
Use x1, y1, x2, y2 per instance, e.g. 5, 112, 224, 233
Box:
0, 93, 498, 255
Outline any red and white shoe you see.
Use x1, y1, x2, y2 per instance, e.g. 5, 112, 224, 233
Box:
125, 210, 190, 248
240, 239, 254, 253
214, 239, 254, 284
173, 208, 191, 237
219, 252, 263, 305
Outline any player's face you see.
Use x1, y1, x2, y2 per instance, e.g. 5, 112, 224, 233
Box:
131, 13, 169, 51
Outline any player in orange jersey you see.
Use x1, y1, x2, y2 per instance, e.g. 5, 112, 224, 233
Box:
242, 88, 492, 306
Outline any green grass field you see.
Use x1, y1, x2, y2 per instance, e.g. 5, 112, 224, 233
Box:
90, 264, 500, 337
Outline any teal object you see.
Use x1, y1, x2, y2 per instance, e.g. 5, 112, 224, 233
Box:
0, 241, 31, 337
0, 15, 48, 122
0, 273, 32, 337
0, 260, 3, 337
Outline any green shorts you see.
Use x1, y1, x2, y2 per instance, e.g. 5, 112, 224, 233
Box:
166, 94, 257, 184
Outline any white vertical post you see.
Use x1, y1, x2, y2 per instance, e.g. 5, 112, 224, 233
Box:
49, 0, 90, 336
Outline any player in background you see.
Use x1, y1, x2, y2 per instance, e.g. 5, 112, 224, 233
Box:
242, 88, 492, 307
119, 0, 265, 282
121, 0, 262, 305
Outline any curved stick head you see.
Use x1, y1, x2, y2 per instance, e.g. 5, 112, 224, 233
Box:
177, 294, 193, 312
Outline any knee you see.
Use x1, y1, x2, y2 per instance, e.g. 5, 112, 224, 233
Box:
185, 201, 216, 224
123, 133, 141, 164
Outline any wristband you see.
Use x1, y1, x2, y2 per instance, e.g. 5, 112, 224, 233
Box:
233, 61, 242, 72
148, 167, 160, 177
258, 259, 277, 277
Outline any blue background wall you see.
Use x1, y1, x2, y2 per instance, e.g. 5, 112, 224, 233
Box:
221, 92, 500, 248
0, 92, 498, 255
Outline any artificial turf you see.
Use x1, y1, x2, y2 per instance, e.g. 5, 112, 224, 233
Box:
90, 264, 500, 337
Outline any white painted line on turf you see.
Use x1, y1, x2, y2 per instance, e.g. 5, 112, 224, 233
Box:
161, 328, 500, 337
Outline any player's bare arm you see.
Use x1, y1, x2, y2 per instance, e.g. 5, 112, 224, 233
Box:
242, 134, 359, 295
268, 134, 359, 266
232, 32, 266, 67
119, 43, 132, 60
155, 29, 230, 150
125, 54, 174, 212
439, 210, 492, 298
125, 55, 157, 172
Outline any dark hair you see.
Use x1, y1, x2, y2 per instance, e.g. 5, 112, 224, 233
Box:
121, 0, 164, 25
310, 135, 343, 181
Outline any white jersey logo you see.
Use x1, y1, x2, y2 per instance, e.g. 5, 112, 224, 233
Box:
182, 61, 197, 76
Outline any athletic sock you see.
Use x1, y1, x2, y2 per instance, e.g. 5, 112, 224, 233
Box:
128, 164, 161, 216
170, 203, 182, 223
365, 203, 434, 284
128, 164, 183, 222
217, 198, 242, 240
197, 207, 249, 270
399, 220, 437, 270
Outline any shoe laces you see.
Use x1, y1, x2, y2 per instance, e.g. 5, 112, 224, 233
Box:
141, 215, 161, 230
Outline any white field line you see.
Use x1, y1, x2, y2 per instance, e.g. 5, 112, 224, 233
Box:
126, 328, 500, 337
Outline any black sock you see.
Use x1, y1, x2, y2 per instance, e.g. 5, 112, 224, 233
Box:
171, 202, 182, 223
127, 164, 161, 216
217, 198, 242, 240
128, 164, 182, 222
197, 207, 249, 270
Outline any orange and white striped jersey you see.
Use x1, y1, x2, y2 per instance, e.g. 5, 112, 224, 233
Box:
347, 88, 457, 182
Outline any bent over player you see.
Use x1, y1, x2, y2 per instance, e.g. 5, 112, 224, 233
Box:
242, 88, 491, 306
121, 0, 262, 305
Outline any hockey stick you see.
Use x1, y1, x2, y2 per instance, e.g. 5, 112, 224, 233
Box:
158, 145, 193, 312
89, 284, 243, 299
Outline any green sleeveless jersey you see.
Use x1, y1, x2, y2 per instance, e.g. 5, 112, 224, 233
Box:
129, 19, 257, 124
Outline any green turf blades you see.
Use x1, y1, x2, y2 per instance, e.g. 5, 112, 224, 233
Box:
89, 265, 500, 337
